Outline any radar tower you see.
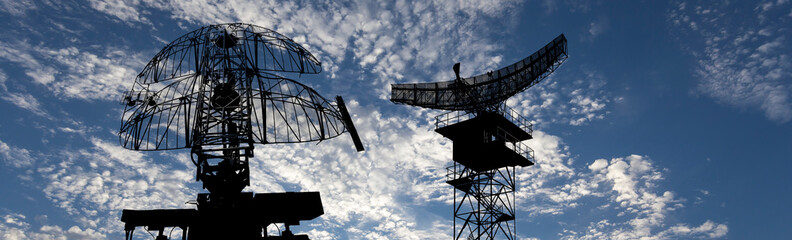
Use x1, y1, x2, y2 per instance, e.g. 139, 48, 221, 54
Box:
390, 34, 567, 239
118, 23, 364, 240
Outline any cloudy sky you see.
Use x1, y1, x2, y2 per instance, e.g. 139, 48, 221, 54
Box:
0, 0, 790, 239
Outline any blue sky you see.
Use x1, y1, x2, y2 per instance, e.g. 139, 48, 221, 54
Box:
0, 0, 790, 239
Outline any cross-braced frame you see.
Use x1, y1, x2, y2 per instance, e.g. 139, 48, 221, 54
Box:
449, 160, 518, 239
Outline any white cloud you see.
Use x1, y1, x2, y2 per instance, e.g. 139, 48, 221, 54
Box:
0, 137, 196, 235
554, 155, 727, 239
0, 92, 49, 117
0, 212, 107, 240
244, 99, 454, 239
88, 0, 149, 24
518, 130, 590, 216
0, 69, 50, 118
756, 37, 783, 53
38, 47, 145, 101
659, 220, 728, 238
0, 139, 35, 168
512, 131, 726, 239
0, 41, 57, 85
508, 65, 612, 126
669, 1, 792, 123
0, 42, 146, 101
587, 19, 608, 40
0, 213, 30, 240
541, 0, 593, 14
0, 70, 6, 91
0, 0, 36, 17
79, 0, 523, 100
588, 159, 608, 171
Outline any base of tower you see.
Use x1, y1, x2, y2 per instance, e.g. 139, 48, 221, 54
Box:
121, 192, 323, 240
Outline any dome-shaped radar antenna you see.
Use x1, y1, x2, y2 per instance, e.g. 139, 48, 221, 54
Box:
119, 23, 363, 240
391, 34, 567, 240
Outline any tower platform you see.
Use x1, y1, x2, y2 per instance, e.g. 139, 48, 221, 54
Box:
436, 111, 534, 172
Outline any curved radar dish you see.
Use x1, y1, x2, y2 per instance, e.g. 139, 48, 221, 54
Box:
119, 23, 362, 152
390, 34, 568, 111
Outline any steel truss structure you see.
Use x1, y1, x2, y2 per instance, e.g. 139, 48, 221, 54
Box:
391, 34, 567, 240
437, 108, 534, 240
118, 23, 362, 240
448, 164, 518, 239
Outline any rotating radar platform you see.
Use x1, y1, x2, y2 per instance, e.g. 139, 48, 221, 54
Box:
118, 23, 363, 240
391, 34, 568, 240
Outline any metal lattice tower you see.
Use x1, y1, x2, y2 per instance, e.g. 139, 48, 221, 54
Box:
390, 34, 567, 239
118, 23, 363, 240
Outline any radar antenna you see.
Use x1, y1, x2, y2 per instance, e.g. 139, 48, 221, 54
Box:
119, 23, 364, 240
391, 34, 567, 240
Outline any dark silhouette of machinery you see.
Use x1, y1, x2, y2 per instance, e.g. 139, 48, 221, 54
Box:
118, 23, 363, 240
391, 34, 567, 239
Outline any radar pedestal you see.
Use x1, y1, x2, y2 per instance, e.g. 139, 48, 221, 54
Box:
122, 192, 324, 240
437, 109, 535, 240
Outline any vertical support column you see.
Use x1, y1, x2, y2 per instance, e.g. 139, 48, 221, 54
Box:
192, 32, 254, 202
450, 164, 516, 240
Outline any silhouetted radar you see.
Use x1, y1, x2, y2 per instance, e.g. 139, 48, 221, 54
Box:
119, 23, 362, 151
389, 34, 568, 240
391, 34, 567, 111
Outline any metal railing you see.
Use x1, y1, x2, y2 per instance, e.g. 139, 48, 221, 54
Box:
435, 110, 477, 129
447, 163, 475, 182
434, 106, 533, 136
487, 126, 535, 162
445, 127, 534, 182
498, 106, 533, 136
